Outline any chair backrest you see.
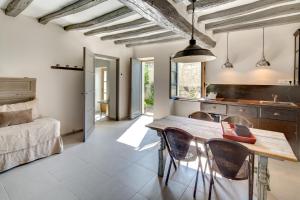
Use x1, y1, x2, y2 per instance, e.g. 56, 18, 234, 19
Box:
205, 138, 253, 180
189, 111, 214, 122
163, 127, 194, 160
222, 115, 253, 128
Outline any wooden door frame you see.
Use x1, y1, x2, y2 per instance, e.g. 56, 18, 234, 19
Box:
95, 54, 120, 121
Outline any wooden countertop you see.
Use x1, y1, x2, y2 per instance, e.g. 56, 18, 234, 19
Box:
198, 98, 300, 110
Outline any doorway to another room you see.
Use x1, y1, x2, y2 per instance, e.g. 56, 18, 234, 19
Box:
94, 56, 119, 122
95, 61, 109, 121
142, 59, 154, 116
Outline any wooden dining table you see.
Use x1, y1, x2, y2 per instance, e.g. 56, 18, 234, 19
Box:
146, 115, 297, 200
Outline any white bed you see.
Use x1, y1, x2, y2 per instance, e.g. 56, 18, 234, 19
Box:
0, 117, 63, 172
0, 77, 63, 172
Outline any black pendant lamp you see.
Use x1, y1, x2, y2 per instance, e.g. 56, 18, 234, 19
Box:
173, 0, 216, 63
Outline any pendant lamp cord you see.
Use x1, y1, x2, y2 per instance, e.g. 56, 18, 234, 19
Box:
192, 0, 195, 40
227, 32, 229, 60
262, 27, 265, 58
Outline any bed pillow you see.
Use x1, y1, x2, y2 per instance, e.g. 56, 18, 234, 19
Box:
0, 99, 40, 120
0, 109, 33, 127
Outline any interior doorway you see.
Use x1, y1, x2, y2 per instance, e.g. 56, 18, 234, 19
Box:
141, 58, 154, 116
95, 59, 109, 121
94, 55, 119, 122
83, 48, 120, 142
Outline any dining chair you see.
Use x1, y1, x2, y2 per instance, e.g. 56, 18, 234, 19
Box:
204, 138, 255, 200
222, 115, 254, 128
163, 127, 205, 198
188, 111, 214, 122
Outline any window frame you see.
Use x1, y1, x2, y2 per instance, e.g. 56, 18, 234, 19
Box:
169, 59, 206, 100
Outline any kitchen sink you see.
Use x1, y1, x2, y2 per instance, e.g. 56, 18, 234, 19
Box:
259, 100, 297, 107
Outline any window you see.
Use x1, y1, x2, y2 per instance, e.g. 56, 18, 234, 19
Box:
170, 59, 205, 99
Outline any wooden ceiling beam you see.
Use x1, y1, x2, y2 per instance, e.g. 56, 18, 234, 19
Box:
126, 37, 184, 47
206, 3, 300, 30
84, 18, 151, 36
38, 0, 107, 25
213, 14, 300, 34
187, 0, 237, 13
101, 25, 164, 40
114, 31, 177, 44
118, 0, 216, 48
64, 6, 135, 31
198, 0, 290, 22
5, 0, 33, 17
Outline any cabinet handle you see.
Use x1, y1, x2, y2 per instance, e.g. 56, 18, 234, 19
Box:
273, 112, 280, 116
213, 106, 217, 109
239, 109, 245, 112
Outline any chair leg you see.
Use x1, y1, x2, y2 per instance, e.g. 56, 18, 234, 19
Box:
208, 175, 214, 200
165, 159, 172, 186
199, 157, 205, 185
171, 157, 177, 171
249, 166, 254, 200
194, 156, 205, 198
204, 159, 208, 173
193, 160, 200, 198
249, 177, 253, 200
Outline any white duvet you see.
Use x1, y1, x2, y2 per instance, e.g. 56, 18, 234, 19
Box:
0, 117, 63, 172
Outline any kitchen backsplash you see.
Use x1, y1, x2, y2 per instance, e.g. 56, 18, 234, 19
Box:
206, 84, 300, 102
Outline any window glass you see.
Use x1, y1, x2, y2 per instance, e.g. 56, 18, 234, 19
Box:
177, 62, 202, 99
169, 60, 203, 99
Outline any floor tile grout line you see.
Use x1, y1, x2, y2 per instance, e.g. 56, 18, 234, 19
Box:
0, 182, 11, 200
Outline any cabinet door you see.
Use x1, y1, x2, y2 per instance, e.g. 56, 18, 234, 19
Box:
227, 105, 259, 128
260, 119, 297, 154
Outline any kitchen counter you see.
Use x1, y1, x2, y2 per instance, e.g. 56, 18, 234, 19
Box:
198, 98, 300, 110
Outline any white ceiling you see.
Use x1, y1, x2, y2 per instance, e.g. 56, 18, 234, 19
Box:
0, 0, 141, 28
1, 0, 298, 46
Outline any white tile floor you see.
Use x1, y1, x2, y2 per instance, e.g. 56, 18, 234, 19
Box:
0, 115, 299, 200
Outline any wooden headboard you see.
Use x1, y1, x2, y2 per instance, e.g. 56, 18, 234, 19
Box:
0, 77, 36, 105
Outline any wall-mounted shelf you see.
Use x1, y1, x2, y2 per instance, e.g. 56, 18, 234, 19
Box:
51, 64, 83, 71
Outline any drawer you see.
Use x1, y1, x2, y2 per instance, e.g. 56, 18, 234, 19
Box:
227, 105, 258, 118
260, 107, 297, 122
201, 103, 226, 115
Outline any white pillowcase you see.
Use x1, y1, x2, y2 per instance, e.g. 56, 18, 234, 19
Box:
0, 99, 40, 120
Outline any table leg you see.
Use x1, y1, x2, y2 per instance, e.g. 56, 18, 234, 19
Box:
157, 131, 166, 177
257, 156, 270, 200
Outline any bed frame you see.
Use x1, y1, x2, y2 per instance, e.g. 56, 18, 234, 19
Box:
0, 77, 36, 105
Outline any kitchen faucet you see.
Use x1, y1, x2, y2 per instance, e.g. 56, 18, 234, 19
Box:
272, 94, 278, 103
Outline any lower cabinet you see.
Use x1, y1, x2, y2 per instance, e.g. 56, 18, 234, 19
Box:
227, 105, 260, 128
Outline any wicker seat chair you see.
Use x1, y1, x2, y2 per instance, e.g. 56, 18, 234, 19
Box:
204, 138, 255, 200
163, 127, 205, 198
222, 115, 254, 128
188, 111, 214, 122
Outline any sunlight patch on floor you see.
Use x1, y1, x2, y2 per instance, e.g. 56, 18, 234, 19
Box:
117, 115, 153, 148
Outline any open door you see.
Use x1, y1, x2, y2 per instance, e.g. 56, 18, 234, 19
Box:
130, 58, 142, 119
83, 47, 95, 142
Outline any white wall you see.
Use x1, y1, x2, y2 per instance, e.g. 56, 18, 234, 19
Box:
0, 12, 133, 134
173, 100, 200, 117
133, 23, 300, 118
206, 23, 300, 85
